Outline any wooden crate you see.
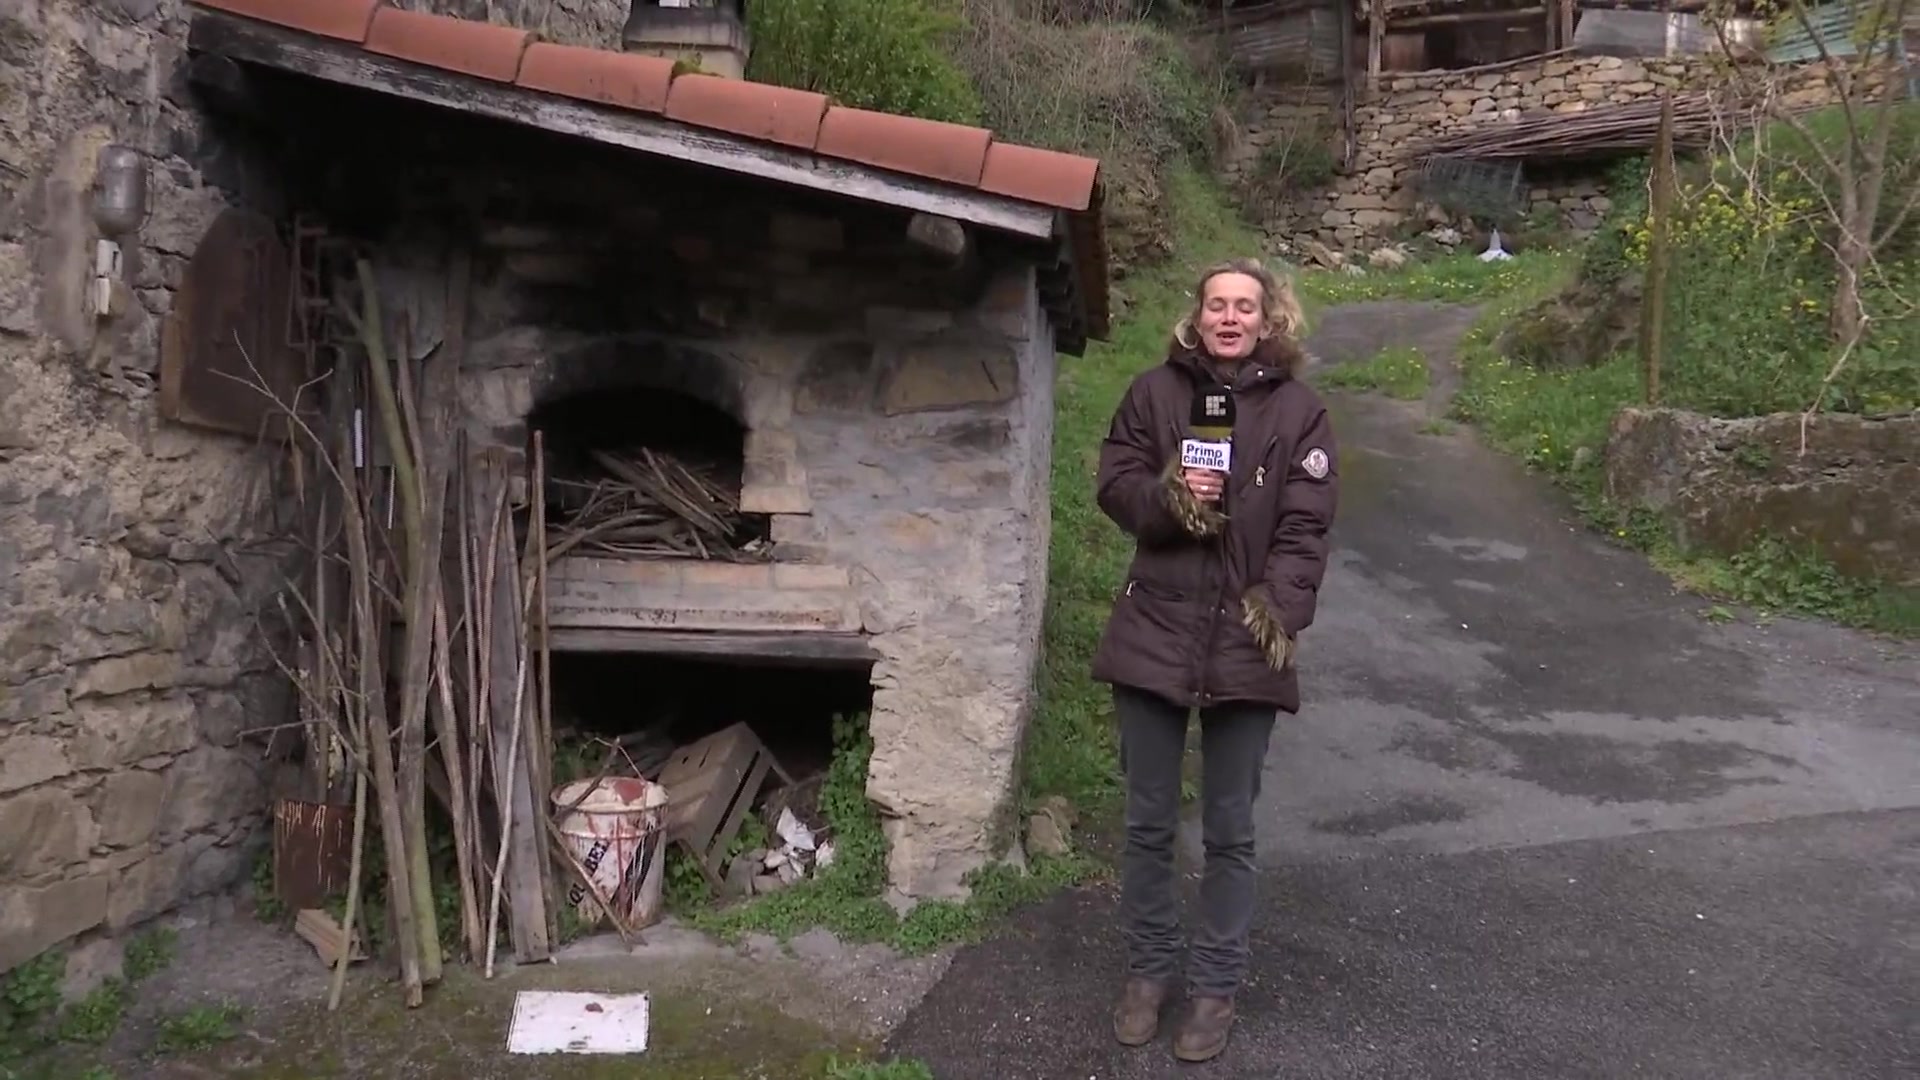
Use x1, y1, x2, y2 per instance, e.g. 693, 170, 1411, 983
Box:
655, 723, 791, 894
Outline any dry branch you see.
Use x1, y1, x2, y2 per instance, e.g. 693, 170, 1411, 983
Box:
544, 447, 766, 562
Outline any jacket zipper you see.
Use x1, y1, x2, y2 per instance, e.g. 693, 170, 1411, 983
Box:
1196, 435, 1278, 704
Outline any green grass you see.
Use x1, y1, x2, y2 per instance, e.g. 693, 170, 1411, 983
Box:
2, 926, 178, 1074
826, 1058, 936, 1080
153, 1002, 244, 1055
1317, 345, 1430, 400
0, 952, 63, 1065
673, 713, 1095, 955
1448, 259, 1920, 637
1297, 251, 1570, 307
122, 929, 175, 986
51, 984, 124, 1047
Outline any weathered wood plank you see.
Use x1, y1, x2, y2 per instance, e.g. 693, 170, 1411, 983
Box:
541, 627, 878, 665
472, 449, 550, 964
186, 12, 1056, 242
1367, 0, 1385, 92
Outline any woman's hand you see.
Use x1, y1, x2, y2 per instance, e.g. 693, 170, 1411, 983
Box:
1183, 468, 1225, 503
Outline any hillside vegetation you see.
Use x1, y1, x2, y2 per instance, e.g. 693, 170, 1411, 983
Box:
1576, 103, 1920, 418
1431, 101, 1920, 634
747, 0, 1229, 275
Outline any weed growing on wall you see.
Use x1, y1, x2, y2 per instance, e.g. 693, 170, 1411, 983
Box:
0, 952, 63, 1061
0, 925, 179, 1072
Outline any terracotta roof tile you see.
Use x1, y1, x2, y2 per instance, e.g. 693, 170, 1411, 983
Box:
517, 43, 674, 115
195, 0, 382, 42
365, 7, 532, 83
815, 107, 992, 188
980, 142, 1100, 212
184, 1, 1108, 345
665, 75, 828, 150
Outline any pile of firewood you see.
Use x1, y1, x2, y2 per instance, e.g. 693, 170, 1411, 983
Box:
545, 448, 766, 562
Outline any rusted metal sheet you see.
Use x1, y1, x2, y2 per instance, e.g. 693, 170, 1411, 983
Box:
272, 798, 354, 909
1229, 3, 1346, 80
160, 208, 302, 438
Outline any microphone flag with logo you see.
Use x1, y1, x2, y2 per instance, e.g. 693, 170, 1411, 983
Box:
1181, 381, 1235, 475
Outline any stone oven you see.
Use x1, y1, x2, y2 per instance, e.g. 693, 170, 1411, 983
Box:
173, 0, 1109, 907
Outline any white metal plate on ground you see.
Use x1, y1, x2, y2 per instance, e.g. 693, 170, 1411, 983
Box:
506, 991, 651, 1055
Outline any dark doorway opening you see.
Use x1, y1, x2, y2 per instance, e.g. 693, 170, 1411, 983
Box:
547, 652, 872, 785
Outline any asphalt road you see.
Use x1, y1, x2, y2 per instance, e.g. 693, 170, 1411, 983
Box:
888, 301, 1920, 1079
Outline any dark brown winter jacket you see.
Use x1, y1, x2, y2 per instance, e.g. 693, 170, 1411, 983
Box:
1089, 335, 1338, 713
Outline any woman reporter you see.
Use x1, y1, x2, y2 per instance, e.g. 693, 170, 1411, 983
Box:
1090, 257, 1338, 1063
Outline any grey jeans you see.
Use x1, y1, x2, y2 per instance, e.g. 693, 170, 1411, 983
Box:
1115, 684, 1276, 998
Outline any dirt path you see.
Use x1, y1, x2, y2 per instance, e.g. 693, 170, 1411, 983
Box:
889, 301, 1920, 1079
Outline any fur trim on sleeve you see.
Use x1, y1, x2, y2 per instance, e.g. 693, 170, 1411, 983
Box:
1241, 588, 1295, 671
1161, 458, 1227, 538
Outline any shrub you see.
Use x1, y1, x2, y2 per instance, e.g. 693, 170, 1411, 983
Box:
1253, 131, 1336, 191
1577, 104, 1919, 417
747, 0, 984, 125
1645, 170, 1913, 411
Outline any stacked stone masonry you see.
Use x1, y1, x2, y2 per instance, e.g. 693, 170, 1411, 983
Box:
0, 0, 632, 979
1606, 408, 1920, 588
1230, 55, 1856, 251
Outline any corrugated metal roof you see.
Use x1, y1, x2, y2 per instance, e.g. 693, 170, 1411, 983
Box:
1768, 2, 1863, 62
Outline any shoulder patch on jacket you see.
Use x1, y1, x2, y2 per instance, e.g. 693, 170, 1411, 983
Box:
1301, 447, 1330, 479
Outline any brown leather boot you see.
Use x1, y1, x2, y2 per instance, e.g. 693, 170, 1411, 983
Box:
1173, 995, 1236, 1063
1111, 977, 1168, 1047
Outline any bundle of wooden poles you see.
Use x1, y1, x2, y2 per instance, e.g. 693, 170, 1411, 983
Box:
272, 252, 608, 1010
1412, 93, 1724, 162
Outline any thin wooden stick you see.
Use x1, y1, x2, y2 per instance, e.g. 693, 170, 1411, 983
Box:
336, 354, 424, 1008
531, 430, 559, 935
543, 816, 636, 947
381, 301, 443, 987
483, 477, 537, 978
456, 436, 488, 920
431, 596, 484, 961
327, 758, 368, 1011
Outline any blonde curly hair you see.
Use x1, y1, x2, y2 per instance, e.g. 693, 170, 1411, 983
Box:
1171, 257, 1304, 352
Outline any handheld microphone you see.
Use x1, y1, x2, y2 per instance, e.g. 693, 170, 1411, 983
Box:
1181, 382, 1235, 476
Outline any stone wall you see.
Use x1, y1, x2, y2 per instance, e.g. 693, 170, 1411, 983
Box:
1235, 54, 1857, 254
1338, 55, 1709, 248
1217, 83, 1341, 192
1605, 408, 1920, 588
0, 0, 630, 979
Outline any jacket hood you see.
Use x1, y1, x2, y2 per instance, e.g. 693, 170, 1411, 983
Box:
1165, 334, 1306, 386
